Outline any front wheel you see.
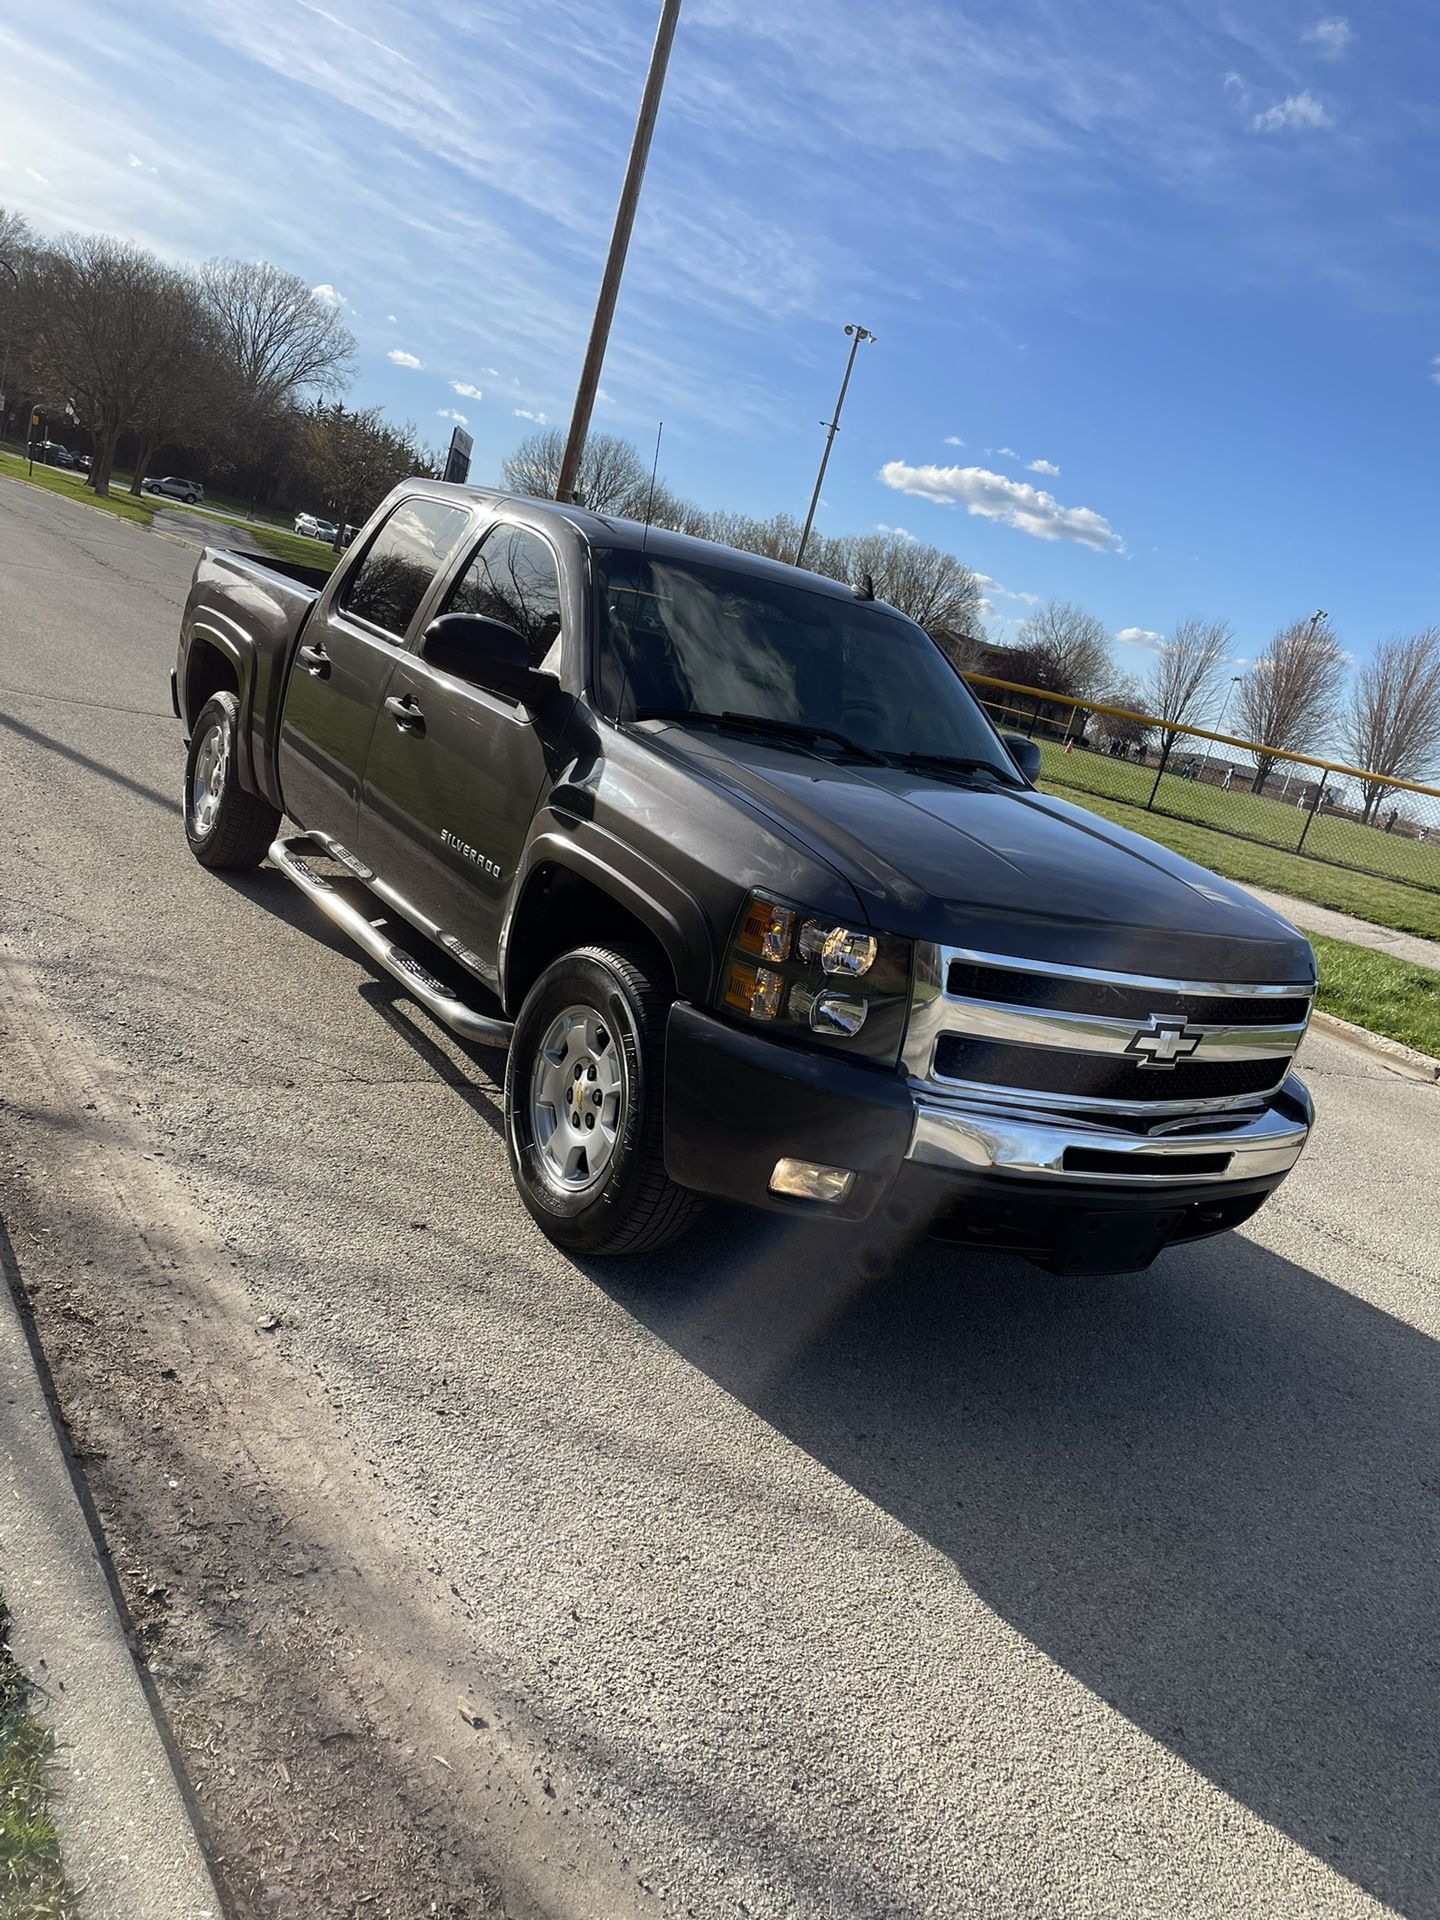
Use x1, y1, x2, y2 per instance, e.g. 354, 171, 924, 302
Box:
505, 944, 703, 1257
184, 691, 282, 869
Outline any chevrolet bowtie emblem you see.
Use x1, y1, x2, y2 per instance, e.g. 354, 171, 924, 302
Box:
1125, 1014, 1204, 1069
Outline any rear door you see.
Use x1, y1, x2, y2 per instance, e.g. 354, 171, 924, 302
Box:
358, 521, 571, 983
277, 495, 471, 848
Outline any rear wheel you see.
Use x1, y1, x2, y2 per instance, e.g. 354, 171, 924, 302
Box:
184, 691, 282, 869
505, 944, 703, 1257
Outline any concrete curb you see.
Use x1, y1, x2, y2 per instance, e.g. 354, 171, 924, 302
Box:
1309, 1008, 1440, 1082
0, 1223, 224, 1920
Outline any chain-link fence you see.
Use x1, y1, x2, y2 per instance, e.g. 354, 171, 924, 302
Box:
964, 672, 1440, 898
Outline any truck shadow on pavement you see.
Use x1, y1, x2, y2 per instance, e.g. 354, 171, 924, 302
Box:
596, 1215, 1440, 1916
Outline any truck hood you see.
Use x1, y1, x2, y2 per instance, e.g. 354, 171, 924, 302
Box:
644, 727, 1314, 983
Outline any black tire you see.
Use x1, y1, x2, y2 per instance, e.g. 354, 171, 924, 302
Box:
505, 943, 703, 1257
183, 493, 197, 504
183, 691, 282, 870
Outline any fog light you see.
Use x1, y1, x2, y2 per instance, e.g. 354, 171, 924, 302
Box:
769, 1157, 855, 1203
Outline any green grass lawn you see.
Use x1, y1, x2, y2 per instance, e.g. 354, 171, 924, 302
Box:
0, 1600, 77, 1920
0, 451, 155, 528
1310, 933, 1440, 1059
1033, 737, 1440, 895
246, 524, 341, 574
1042, 783, 1440, 944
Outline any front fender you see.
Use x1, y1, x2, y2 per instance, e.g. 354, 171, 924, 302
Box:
502, 822, 717, 1011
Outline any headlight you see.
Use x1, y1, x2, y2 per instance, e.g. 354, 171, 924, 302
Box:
720, 892, 911, 1065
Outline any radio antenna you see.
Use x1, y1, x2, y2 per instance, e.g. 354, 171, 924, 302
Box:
641, 420, 663, 551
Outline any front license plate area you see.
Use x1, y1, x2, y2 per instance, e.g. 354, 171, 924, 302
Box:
1048, 1208, 1185, 1275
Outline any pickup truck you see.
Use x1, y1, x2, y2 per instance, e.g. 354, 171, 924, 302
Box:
172, 480, 1315, 1273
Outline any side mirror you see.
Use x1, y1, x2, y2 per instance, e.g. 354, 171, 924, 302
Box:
420, 612, 553, 702
1001, 732, 1042, 782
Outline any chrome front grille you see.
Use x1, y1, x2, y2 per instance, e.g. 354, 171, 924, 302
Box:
906, 946, 1313, 1119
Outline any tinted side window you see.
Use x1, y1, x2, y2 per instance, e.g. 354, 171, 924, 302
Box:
448, 526, 563, 666
340, 498, 469, 638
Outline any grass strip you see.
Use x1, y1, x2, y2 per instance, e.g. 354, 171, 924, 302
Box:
245, 525, 341, 574
1048, 787, 1440, 945
0, 1599, 77, 1920
1309, 933, 1440, 1060
0, 453, 154, 529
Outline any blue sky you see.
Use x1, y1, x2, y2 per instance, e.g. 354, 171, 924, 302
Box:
2, 0, 1438, 676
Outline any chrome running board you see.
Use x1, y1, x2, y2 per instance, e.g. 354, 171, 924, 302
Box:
268, 834, 513, 1047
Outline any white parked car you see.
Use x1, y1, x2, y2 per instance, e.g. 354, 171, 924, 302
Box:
294, 512, 338, 541
143, 475, 204, 504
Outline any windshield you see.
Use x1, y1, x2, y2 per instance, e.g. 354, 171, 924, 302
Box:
594, 548, 1016, 774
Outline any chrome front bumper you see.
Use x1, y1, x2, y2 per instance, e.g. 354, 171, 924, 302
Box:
907, 1072, 1313, 1186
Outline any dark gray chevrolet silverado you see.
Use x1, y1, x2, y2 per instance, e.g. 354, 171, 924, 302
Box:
173, 480, 1315, 1272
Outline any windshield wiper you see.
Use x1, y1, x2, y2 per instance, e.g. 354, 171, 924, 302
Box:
887, 750, 1023, 789
633, 708, 889, 767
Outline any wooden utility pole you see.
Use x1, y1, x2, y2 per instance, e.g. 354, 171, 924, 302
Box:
555, 0, 682, 506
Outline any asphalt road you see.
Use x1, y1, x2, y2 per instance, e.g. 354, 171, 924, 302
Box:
2, 477, 1438, 1920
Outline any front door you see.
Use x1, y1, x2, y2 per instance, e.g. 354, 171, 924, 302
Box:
358, 522, 570, 986
277, 495, 471, 846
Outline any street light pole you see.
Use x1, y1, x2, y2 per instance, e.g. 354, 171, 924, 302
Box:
794, 323, 875, 567
555, 0, 682, 505
1209, 673, 1242, 781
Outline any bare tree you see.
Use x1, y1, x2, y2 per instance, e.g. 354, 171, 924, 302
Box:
503, 427, 657, 516
1344, 628, 1440, 822
199, 259, 355, 409
1146, 617, 1234, 742
1233, 614, 1348, 793
1011, 600, 1113, 697
0, 206, 37, 441
300, 403, 428, 544
126, 274, 234, 495
31, 237, 201, 495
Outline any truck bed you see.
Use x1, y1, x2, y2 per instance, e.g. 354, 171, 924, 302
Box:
177, 546, 327, 809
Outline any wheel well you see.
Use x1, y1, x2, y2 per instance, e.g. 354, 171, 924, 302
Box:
505, 868, 677, 1011
184, 642, 239, 730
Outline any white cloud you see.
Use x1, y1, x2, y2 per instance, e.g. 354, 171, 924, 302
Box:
974, 572, 1039, 608
1116, 626, 1166, 651
23, 167, 49, 186
878, 460, 1124, 553
451, 380, 484, 400
388, 348, 423, 369
1251, 91, 1332, 134
437, 407, 468, 426
875, 523, 918, 542
126, 152, 156, 173
513, 407, 549, 423
1027, 457, 1060, 476
312, 283, 345, 309
1223, 71, 1247, 95
387, 313, 398, 323
597, 386, 614, 406
943, 434, 966, 447
989, 445, 1019, 459
1428, 356, 1440, 386
1303, 16, 1354, 60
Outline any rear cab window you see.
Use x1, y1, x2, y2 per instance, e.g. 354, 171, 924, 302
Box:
339, 497, 471, 640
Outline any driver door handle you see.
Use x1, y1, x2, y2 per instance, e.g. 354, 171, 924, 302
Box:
297, 643, 330, 677
384, 693, 425, 735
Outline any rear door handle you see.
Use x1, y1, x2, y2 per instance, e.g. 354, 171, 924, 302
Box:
297, 643, 330, 677
384, 693, 425, 735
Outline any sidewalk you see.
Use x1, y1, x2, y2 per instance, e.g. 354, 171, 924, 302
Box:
0, 1227, 222, 1920
1246, 884, 1440, 972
